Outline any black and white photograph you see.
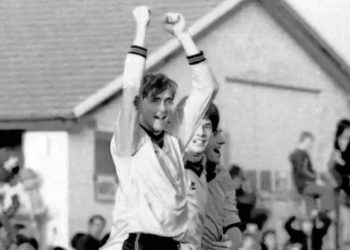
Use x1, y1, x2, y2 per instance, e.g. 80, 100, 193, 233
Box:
1, 0, 350, 250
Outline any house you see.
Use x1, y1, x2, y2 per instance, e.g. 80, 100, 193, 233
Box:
1, 0, 349, 247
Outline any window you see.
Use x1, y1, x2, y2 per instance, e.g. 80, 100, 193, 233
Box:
94, 131, 116, 202
245, 169, 290, 193
260, 170, 272, 192
95, 131, 115, 176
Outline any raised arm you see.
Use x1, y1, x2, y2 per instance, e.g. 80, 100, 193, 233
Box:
285, 216, 298, 236
163, 13, 219, 149
113, 6, 150, 156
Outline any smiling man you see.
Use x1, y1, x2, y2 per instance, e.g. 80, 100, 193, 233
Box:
202, 125, 242, 250
180, 102, 219, 250
103, 6, 218, 250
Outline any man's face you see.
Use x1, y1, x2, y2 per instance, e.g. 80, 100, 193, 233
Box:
186, 118, 212, 155
303, 137, 314, 152
232, 176, 243, 190
139, 89, 174, 134
339, 128, 350, 152
205, 127, 225, 164
301, 220, 312, 234
264, 233, 276, 248
89, 219, 105, 239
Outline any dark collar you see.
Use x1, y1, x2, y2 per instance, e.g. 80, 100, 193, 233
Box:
139, 124, 165, 148
185, 160, 204, 177
206, 160, 217, 182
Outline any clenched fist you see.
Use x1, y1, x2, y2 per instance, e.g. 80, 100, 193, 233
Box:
133, 6, 151, 27
162, 13, 187, 36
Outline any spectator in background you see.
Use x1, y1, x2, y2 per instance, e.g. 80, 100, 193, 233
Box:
0, 130, 24, 184
249, 209, 269, 233
229, 165, 245, 190
229, 164, 270, 233
284, 216, 308, 250
236, 172, 257, 231
71, 233, 85, 250
289, 131, 335, 213
240, 232, 261, 250
75, 215, 106, 250
284, 211, 331, 250
311, 211, 331, 250
329, 119, 350, 196
260, 230, 278, 250
241, 208, 270, 250
14, 224, 39, 250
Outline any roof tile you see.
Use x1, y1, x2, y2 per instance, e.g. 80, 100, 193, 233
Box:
0, 0, 222, 120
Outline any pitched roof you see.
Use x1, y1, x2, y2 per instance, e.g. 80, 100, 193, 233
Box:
260, 0, 350, 91
76, 0, 350, 118
286, 0, 350, 69
0, 0, 223, 121
1, 0, 350, 123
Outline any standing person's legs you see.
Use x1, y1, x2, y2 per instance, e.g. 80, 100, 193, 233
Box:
303, 182, 335, 211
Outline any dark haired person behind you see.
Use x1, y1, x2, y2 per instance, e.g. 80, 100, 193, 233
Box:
284, 216, 308, 250
311, 211, 331, 250
229, 165, 244, 191
229, 165, 255, 232
75, 215, 106, 250
13, 224, 39, 250
71, 233, 85, 250
289, 131, 334, 212
329, 119, 350, 196
234, 170, 257, 231
284, 211, 331, 250
0, 130, 24, 184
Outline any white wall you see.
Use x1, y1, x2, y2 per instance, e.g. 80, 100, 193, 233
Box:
24, 132, 69, 248
67, 127, 114, 240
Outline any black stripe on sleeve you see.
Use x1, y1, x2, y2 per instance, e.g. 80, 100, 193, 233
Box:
186, 51, 206, 65
128, 45, 147, 58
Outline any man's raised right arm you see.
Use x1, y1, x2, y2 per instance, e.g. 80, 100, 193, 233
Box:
162, 13, 218, 148
113, 6, 150, 156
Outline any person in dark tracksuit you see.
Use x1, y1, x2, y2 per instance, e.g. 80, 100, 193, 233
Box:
289, 131, 335, 212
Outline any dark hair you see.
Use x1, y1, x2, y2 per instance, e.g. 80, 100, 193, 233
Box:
16, 235, 39, 250
204, 103, 220, 133
299, 131, 314, 142
334, 119, 350, 150
71, 233, 85, 249
176, 97, 220, 132
140, 73, 177, 99
88, 214, 106, 225
334, 119, 350, 167
249, 208, 270, 230
52, 247, 66, 250
229, 164, 243, 179
14, 224, 26, 231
